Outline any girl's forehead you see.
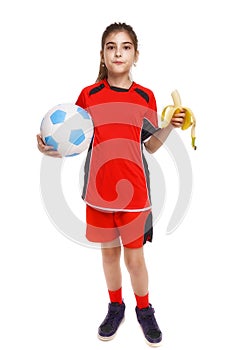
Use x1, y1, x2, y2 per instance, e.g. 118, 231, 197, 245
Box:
104, 31, 133, 44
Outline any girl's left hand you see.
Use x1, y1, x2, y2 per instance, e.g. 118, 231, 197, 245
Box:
170, 110, 185, 128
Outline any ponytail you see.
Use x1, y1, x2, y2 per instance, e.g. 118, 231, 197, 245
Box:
96, 62, 108, 83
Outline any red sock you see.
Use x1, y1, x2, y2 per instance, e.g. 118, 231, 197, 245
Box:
135, 293, 149, 309
108, 287, 123, 304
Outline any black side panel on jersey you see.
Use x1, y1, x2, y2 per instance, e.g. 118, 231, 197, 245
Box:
141, 118, 159, 142
141, 144, 151, 202
82, 139, 93, 200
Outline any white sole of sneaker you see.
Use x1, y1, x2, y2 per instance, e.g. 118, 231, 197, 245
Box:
145, 338, 162, 347
97, 317, 125, 341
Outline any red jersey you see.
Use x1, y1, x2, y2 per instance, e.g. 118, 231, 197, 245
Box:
75, 79, 159, 211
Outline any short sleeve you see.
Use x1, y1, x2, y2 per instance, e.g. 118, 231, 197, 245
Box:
75, 89, 86, 109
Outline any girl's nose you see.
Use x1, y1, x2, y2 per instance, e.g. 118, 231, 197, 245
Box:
115, 47, 122, 57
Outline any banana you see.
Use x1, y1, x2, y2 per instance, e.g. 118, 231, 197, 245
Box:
161, 90, 197, 150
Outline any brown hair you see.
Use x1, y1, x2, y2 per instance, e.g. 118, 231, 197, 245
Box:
96, 22, 139, 82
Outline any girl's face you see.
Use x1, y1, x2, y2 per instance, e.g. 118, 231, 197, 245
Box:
102, 31, 138, 78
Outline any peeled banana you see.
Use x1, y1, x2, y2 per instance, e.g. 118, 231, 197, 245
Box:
161, 90, 197, 150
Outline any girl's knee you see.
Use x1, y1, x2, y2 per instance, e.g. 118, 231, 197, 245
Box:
124, 248, 146, 273
102, 246, 121, 264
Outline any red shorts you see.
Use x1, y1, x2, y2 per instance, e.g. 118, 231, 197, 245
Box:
86, 205, 153, 248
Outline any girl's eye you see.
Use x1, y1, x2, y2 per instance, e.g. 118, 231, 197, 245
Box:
123, 45, 131, 50
107, 45, 115, 50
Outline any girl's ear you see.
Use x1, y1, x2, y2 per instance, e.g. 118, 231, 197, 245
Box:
100, 50, 104, 63
135, 50, 139, 64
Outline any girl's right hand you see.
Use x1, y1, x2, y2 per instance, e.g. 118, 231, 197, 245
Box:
36, 134, 62, 158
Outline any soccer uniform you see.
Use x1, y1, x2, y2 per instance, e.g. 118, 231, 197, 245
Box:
75, 79, 160, 247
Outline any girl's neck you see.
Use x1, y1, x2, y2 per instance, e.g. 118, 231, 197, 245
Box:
107, 74, 132, 90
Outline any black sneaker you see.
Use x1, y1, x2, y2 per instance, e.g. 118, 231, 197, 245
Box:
98, 302, 125, 341
136, 304, 162, 346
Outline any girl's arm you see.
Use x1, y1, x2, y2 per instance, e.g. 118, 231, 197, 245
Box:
144, 111, 185, 153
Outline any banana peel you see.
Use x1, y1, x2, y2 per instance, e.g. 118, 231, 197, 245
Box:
161, 90, 197, 150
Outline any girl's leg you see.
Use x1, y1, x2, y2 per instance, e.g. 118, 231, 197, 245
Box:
98, 243, 125, 340
123, 246, 148, 296
101, 242, 122, 292
124, 246, 162, 346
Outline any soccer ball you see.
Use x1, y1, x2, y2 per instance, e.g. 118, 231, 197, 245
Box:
40, 103, 94, 157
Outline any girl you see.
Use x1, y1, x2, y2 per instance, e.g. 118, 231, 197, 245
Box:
37, 22, 184, 347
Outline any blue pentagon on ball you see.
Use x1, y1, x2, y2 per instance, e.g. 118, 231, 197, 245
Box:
69, 129, 85, 145
45, 136, 58, 150
50, 110, 66, 124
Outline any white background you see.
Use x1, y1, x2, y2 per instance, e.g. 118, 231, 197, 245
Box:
0, 0, 233, 349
